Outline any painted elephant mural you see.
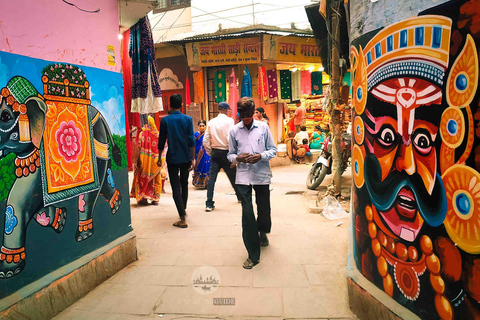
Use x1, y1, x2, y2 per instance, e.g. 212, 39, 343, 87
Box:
351, 1, 480, 319
0, 63, 122, 278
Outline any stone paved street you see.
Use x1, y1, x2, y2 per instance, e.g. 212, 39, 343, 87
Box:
54, 163, 356, 320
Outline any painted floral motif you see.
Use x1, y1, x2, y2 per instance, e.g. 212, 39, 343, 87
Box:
107, 168, 115, 188
78, 194, 86, 212
35, 212, 50, 226
55, 120, 82, 163
5, 205, 17, 235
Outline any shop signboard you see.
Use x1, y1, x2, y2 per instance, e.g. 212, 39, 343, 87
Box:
186, 37, 261, 67
263, 35, 322, 64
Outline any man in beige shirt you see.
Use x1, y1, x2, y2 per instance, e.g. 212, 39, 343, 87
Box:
203, 102, 240, 211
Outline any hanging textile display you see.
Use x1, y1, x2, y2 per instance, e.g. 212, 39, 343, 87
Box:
257, 66, 268, 101
280, 70, 292, 101
291, 70, 301, 101
228, 68, 239, 120
185, 76, 191, 107
311, 71, 323, 95
300, 70, 312, 96
267, 69, 278, 103
241, 66, 252, 98
129, 16, 163, 114
215, 70, 226, 102
193, 70, 205, 104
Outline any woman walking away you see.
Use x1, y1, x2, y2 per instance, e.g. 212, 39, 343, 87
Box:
192, 120, 211, 188
130, 116, 163, 205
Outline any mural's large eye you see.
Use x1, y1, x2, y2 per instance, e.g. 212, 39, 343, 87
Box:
413, 130, 433, 154
378, 126, 396, 147
1, 110, 12, 122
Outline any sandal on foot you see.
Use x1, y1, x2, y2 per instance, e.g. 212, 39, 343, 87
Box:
138, 199, 148, 205
150, 201, 159, 206
173, 220, 188, 228
243, 258, 259, 269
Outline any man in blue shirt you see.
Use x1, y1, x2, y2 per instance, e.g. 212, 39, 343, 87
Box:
227, 97, 277, 269
157, 94, 195, 228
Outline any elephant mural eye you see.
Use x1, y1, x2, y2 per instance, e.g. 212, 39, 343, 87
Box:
1, 110, 12, 122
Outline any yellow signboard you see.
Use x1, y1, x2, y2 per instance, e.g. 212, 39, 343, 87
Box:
186, 37, 261, 67
322, 73, 330, 84
263, 35, 322, 64
107, 45, 115, 66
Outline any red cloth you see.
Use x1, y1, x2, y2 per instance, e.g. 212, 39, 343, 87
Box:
300, 71, 312, 96
185, 76, 191, 107
257, 66, 268, 101
228, 68, 239, 120
122, 28, 139, 171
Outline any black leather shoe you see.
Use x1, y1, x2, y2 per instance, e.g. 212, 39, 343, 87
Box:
260, 232, 269, 247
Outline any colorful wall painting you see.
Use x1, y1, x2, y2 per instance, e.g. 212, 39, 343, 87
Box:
0, 51, 131, 300
351, 1, 480, 319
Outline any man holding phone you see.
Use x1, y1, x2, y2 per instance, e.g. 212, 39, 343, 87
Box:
227, 97, 277, 269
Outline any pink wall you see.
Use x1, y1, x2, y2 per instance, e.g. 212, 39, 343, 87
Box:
0, 0, 121, 72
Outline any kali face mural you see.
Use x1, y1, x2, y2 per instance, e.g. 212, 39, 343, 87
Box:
352, 3, 480, 319
0, 64, 123, 279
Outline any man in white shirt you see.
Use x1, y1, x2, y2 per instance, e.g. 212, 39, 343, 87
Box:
294, 125, 309, 145
203, 102, 240, 211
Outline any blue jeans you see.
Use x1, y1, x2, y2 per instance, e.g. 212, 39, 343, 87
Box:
206, 149, 239, 207
236, 184, 271, 262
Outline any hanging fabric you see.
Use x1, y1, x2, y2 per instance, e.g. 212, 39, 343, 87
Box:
241, 66, 252, 98
291, 70, 301, 101
215, 70, 226, 102
129, 16, 163, 114
311, 71, 323, 95
121, 28, 135, 171
193, 70, 205, 104
228, 68, 239, 120
257, 66, 268, 101
300, 70, 312, 96
280, 70, 292, 101
267, 69, 279, 103
185, 76, 191, 107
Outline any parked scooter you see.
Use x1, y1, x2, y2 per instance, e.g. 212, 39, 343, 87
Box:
306, 132, 351, 190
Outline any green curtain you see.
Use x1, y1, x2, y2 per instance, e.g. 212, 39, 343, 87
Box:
215, 70, 226, 102
280, 70, 292, 100
311, 71, 323, 95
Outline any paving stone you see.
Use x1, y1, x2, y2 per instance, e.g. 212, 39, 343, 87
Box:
304, 264, 348, 285
176, 250, 226, 266
108, 265, 194, 286
253, 265, 309, 288
283, 285, 357, 318
70, 283, 166, 315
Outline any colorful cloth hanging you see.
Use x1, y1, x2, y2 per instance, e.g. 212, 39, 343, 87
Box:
257, 66, 268, 101
215, 70, 226, 102
228, 68, 239, 120
129, 16, 163, 114
241, 66, 252, 98
311, 71, 323, 95
280, 70, 292, 101
185, 76, 191, 107
267, 69, 278, 103
291, 70, 301, 101
300, 70, 312, 96
193, 70, 205, 104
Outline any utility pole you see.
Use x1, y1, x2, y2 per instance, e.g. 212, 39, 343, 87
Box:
330, 0, 342, 198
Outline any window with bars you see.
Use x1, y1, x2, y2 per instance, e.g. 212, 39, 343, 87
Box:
154, 0, 191, 13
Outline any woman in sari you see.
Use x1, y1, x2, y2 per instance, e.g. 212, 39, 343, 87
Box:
130, 116, 163, 205
309, 125, 326, 149
192, 120, 211, 188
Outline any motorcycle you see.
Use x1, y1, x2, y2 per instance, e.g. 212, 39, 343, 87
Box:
306, 132, 351, 190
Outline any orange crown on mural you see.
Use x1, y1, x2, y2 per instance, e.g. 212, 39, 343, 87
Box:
362, 15, 452, 90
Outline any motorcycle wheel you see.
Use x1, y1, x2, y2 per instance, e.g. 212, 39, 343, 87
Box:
306, 163, 329, 190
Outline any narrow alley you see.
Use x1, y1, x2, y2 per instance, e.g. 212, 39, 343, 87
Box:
54, 163, 356, 319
